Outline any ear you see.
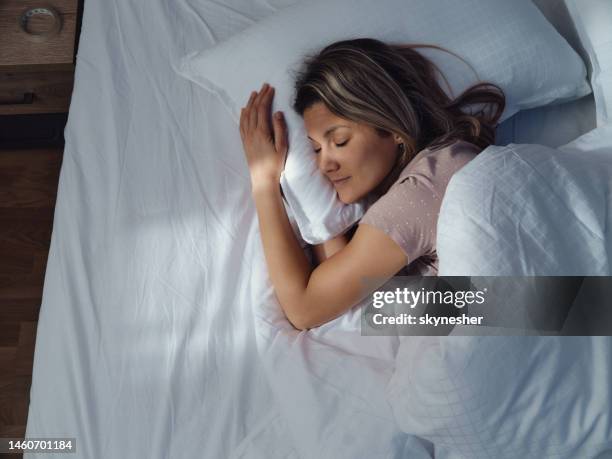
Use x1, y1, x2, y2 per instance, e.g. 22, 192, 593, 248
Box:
393, 135, 403, 145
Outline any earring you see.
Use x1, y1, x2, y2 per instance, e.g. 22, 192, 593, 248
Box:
398, 143, 405, 154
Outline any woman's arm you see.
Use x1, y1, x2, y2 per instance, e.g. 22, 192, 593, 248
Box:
253, 178, 406, 329
299, 224, 406, 328
240, 83, 406, 330
312, 233, 348, 265
251, 180, 314, 321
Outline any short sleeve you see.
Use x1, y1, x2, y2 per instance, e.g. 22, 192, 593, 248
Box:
359, 175, 441, 265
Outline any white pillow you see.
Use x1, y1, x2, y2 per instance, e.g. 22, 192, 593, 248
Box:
175, 0, 591, 244
565, 0, 612, 127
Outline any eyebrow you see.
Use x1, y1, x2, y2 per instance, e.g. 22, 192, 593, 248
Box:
307, 125, 350, 141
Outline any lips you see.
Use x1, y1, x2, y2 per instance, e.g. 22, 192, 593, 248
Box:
331, 176, 350, 185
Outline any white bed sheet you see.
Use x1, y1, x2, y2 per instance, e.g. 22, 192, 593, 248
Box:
25, 0, 305, 458
24, 0, 428, 458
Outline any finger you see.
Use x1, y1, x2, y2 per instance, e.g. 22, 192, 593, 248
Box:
258, 86, 274, 134
252, 84, 268, 127
248, 91, 259, 127
246, 90, 256, 110
245, 90, 257, 120
273, 111, 288, 155
242, 91, 256, 131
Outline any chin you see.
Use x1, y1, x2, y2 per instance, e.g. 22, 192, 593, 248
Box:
337, 191, 358, 204
336, 182, 369, 204
336, 192, 351, 204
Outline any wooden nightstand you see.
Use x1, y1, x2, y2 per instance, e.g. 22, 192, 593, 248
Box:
0, 0, 82, 115
0, 0, 83, 147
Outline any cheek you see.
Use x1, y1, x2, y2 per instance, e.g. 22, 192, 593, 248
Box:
344, 146, 371, 172
356, 150, 385, 178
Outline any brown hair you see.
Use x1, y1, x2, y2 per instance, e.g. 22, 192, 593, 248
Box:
292, 38, 505, 196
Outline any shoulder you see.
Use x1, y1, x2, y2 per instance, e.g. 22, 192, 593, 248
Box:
359, 140, 482, 260
366, 140, 482, 214
397, 140, 482, 187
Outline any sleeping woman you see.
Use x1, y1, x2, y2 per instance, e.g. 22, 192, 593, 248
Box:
239, 38, 504, 330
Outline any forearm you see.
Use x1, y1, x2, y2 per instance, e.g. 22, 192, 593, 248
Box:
252, 181, 312, 323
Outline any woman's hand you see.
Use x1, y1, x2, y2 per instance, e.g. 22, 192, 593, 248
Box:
240, 83, 289, 189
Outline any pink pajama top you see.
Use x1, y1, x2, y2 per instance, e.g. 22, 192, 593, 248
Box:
359, 140, 481, 276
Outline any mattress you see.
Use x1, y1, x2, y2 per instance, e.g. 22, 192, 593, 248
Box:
23, 0, 600, 458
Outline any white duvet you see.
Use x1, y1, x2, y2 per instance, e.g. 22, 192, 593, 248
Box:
24, 0, 611, 457
438, 122, 612, 276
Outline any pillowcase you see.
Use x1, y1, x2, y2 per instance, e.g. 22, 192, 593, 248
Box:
175, 0, 591, 244
565, 0, 612, 127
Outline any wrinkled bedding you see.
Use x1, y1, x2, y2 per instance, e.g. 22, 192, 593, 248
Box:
438, 123, 612, 276
24, 0, 610, 457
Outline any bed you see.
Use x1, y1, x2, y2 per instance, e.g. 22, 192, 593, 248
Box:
24, 0, 611, 458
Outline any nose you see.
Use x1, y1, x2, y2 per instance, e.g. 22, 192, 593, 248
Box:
317, 147, 340, 175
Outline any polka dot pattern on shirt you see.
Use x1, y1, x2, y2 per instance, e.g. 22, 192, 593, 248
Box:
359, 140, 481, 276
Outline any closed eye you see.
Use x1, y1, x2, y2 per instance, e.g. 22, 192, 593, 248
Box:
312, 140, 348, 154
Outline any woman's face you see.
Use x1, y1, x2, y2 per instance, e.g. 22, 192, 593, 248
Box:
303, 102, 401, 204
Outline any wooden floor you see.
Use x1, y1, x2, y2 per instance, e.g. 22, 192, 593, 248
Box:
0, 148, 63, 457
